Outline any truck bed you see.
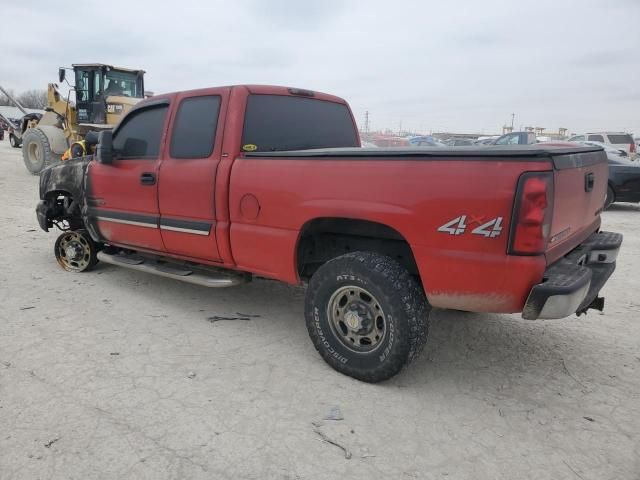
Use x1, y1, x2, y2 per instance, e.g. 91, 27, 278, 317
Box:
235, 144, 607, 312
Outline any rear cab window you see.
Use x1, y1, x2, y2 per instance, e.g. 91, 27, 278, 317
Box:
241, 94, 358, 152
170, 95, 221, 158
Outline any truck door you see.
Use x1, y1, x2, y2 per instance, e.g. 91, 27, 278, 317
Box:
157, 91, 227, 261
87, 100, 169, 252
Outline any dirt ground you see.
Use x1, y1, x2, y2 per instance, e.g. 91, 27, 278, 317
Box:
0, 139, 638, 480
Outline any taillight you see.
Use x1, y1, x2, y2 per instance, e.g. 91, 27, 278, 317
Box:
509, 171, 554, 255
630, 142, 636, 154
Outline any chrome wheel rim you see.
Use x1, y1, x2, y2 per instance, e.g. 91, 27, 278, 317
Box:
327, 286, 387, 353
56, 232, 91, 272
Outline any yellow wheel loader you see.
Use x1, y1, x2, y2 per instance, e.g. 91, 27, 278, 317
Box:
20, 64, 145, 174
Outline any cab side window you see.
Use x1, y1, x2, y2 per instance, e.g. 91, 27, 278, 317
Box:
112, 105, 168, 159
170, 96, 221, 158
588, 135, 604, 142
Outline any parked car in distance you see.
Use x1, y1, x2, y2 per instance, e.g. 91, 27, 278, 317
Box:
556, 140, 640, 209
604, 151, 640, 208
474, 136, 499, 145
568, 132, 637, 159
445, 138, 474, 146
408, 135, 444, 147
488, 131, 537, 145
579, 140, 627, 158
369, 134, 410, 147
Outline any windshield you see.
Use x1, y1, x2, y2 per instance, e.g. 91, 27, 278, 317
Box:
104, 70, 143, 98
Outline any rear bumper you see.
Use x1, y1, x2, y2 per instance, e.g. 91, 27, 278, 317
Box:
522, 231, 622, 320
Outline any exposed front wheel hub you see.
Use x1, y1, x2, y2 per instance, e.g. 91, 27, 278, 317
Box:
54, 230, 97, 272
65, 243, 84, 261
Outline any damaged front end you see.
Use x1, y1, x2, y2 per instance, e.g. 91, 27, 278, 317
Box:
36, 158, 91, 232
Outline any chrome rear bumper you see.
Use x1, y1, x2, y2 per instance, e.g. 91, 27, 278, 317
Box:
522, 231, 622, 320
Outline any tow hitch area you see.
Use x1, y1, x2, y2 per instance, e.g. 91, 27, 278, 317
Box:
577, 296, 605, 316
523, 231, 622, 320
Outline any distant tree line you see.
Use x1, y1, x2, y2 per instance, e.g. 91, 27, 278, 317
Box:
0, 89, 48, 110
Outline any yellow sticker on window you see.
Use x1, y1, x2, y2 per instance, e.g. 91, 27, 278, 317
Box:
242, 144, 257, 152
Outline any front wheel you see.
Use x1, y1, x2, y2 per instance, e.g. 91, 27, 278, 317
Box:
304, 252, 430, 382
54, 230, 98, 272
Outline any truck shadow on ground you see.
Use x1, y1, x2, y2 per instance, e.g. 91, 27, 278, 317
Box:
395, 307, 610, 391
94, 263, 610, 392
606, 203, 640, 212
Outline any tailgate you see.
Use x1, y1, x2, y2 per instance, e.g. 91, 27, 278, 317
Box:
546, 149, 608, 263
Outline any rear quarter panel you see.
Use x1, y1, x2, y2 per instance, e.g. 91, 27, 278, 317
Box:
228, 156, 551, 312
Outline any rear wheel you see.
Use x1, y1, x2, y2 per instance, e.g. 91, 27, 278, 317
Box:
9, 134, 21, 148
54, 230, 98, 272
305, 251, 430, 382
21, 128, 58, 174
604, 185, 615, 210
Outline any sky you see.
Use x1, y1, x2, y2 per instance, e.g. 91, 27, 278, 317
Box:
1, 0, 638, 135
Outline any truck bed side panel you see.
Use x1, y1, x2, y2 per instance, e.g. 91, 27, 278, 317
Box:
229, 156, 551, 311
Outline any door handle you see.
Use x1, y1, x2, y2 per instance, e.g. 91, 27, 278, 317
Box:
140, 172, 156, 185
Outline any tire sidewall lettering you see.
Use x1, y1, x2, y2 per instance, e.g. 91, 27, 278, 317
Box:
314, 306, 349, 364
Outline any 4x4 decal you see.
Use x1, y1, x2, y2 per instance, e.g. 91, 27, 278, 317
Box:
438, 216, 504, 238
437, 215, 467, 235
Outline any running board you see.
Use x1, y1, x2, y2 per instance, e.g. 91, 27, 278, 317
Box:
97, 251, 249, 288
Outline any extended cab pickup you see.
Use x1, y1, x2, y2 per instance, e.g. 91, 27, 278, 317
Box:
37, 85, 622, 382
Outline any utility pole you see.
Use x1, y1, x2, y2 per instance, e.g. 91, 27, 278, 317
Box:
364, 111, 370, 133
511, 113, 515, 130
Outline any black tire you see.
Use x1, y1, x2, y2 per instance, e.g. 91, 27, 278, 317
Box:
9, 134, 21, 148
305, 251, 430, 382
21, 128, 57, 174
54, 230, 98, 272
604, 185, 615, 210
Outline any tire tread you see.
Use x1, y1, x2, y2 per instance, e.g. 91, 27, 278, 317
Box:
305, 251, 430, 382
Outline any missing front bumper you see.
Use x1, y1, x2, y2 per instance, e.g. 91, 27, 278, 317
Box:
522, 231, 622, 320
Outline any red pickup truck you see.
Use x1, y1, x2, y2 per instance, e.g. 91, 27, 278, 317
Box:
37, 85, 622, 382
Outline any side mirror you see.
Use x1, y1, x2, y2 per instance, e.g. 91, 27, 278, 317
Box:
96, 130, 114, 165
58, 68, 66, 83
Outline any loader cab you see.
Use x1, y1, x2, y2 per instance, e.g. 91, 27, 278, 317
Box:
72, 64, 145, 126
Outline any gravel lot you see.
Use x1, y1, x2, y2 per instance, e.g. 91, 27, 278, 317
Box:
0, 139, 639, 480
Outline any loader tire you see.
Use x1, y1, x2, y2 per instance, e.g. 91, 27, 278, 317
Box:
22, 128, 58, 174
305, 251, 430, 383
